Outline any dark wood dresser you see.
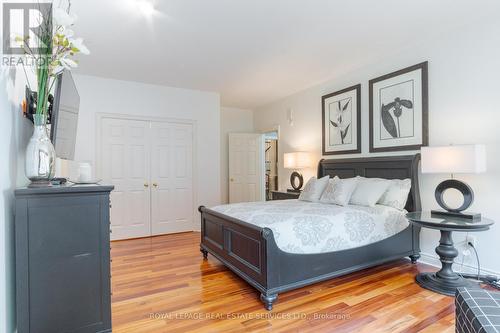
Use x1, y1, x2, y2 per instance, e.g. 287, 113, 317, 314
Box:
15, 184, 114, 333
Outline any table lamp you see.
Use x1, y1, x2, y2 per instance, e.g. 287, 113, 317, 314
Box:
421, 144, 486, 220
283, 152, 313, 191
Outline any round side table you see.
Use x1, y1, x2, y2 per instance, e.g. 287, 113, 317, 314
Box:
406, 211, 494, 296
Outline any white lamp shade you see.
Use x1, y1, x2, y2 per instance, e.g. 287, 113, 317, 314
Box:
283, 152, 313, 169
421, 144, 486, 174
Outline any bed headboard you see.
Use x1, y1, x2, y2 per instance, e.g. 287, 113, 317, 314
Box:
317, 154, 421, 212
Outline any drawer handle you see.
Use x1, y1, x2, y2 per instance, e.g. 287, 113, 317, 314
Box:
73, 253, 91, 258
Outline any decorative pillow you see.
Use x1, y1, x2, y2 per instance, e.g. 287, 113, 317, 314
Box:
349, 177, 391, 207
319, 176, 358, 206
378, 178, 412, 210
298, 176, 329, 202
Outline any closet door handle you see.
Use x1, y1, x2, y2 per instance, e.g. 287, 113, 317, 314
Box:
144, 183, 149, 188
153, 183, 158, 188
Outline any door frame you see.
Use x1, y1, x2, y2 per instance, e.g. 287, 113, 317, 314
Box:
95, 112, 198, 232
228, 133, 266, 203
261, 124, 281, 139
262, 125, 280, 199
260, 124, 283, 197
261, 124, 281, 168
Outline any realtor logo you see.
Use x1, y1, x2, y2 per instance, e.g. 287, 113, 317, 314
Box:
2, 2, 52, 55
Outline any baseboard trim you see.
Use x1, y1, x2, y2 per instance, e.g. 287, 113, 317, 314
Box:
416, 252, 500, 277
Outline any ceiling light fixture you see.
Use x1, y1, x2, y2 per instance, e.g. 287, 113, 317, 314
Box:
136, 0, 155, 17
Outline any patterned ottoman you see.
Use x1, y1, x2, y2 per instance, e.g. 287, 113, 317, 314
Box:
456, 287, 500, 333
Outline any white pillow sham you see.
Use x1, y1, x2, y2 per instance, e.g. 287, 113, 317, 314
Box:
378, 178, 412, 210
298, 176, 329, 202
319, 176, 358, 206
349, 177, 391, 207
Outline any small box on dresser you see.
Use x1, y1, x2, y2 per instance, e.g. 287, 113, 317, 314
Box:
15, 184, 114, 333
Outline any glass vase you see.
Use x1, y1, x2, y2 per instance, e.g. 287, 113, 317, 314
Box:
25, 114, 56, 186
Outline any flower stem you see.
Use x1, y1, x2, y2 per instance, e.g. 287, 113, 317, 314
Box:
396, 116, 401, 138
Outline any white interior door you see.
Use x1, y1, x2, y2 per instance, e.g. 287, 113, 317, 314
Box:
100, 118, 151, 240
229, 133, 265, 203
150, 122, 194, 235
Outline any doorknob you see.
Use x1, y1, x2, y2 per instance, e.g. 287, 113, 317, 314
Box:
153, 183, 158, 187
144, 183, 149, 188
230, 178, 234, 182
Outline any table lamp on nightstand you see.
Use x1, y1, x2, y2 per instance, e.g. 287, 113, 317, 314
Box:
283, 152, 313, 192
421, 144, 486, 220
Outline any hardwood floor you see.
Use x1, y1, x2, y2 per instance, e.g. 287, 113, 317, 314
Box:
111, 232, 455, 333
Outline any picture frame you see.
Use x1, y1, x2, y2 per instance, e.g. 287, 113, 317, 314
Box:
322, 84, 361, 155
369, 62, 428, 152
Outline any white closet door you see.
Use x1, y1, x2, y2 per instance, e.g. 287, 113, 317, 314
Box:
150, 121, 193, 235
101, 118, 151, 240
228, 133, 265, 203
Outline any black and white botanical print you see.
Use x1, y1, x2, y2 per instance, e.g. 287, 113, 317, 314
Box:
379, 80, 415, 140
322, 84, 361, 155
369, 62, 428, 152
329, 97, 352, 145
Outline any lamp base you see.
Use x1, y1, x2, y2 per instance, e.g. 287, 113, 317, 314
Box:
434, 179, 478, 220
290, 171, 304, 191
431, 209, 482, 221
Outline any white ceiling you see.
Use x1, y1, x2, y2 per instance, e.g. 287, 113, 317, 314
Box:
71, 0, 499, 109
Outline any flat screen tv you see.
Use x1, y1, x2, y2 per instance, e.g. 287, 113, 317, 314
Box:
49, 71, 80, 160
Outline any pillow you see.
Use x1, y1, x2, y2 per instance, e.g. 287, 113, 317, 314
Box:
349, 177, 391, 207
298, 176, 329, 202
319, 176, 358, 206
378, 178, 412, 210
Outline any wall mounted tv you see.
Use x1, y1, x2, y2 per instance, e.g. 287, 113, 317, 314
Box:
49, 71, 80, 160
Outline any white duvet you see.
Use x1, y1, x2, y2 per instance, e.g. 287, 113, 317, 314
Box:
210, 200, 409, 254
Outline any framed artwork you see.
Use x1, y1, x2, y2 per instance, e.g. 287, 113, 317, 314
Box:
369, 62, 428, 152
322, 84, 361, 155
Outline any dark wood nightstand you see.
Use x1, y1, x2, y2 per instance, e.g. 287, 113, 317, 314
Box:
270, 190, 300, 200
406, 211, 494, 296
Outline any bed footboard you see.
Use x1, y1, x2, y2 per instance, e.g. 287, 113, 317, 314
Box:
199, 206, 276, 299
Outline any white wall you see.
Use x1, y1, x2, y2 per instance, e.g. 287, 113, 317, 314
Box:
220, 107, 254, 203
0, 66, 32, 333
73, 75, 221, 229
254, 20, 500, 274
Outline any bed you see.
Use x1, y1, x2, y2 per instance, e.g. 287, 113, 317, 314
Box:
199, 154, 421, 310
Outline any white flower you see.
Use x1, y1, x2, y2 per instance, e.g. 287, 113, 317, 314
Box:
60, 57, 78, 69
70, 38, 90, 55
11, 33, 25, 50
62, 28, 75, 38
53, 8, 77, 27
52, 65, 65, 76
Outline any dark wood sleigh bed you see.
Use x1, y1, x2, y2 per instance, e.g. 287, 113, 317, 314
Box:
199, 154, 421, 310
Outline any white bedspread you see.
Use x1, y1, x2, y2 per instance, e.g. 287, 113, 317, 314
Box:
210, 200, 409, 254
